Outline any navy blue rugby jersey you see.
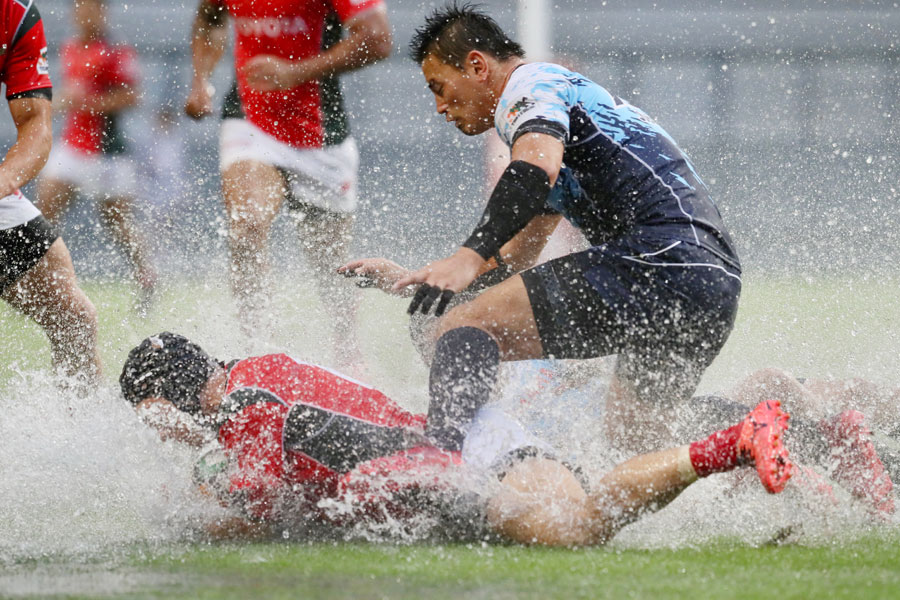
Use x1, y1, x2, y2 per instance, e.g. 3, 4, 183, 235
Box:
496, 63, 740, 273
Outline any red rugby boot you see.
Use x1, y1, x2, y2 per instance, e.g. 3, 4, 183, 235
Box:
738, 400, 794, 493
820, 410, 895, 515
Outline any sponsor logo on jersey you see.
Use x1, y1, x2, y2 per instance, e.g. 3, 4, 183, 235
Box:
36, 47, 49, 75
234, 16, 309, 38
507, 97, 535, 124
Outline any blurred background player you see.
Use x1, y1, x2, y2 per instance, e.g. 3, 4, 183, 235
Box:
183, 0, 391, 369
36, 0, 156, 315
0, 0, 101, 384
118, 332, 795, 545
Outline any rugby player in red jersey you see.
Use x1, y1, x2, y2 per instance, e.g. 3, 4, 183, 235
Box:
120, 332, 802, 545
0, 0, 101, 384
36, 0, 156, 315
183, 0, 391, 367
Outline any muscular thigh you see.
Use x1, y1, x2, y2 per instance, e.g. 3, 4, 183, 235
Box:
221, 160, 286, 228
438, 274, 544, 361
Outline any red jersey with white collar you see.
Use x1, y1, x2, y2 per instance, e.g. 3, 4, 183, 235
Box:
59, 38, 138, 155
216, 354, 425, 520
211, 0, 383, 148
0, 0, 52, 100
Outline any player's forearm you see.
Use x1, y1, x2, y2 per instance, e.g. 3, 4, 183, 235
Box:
82, 86, 139, 114
299, 8, 392, 81
0, 98, 51, 194
190, 2, 227, 85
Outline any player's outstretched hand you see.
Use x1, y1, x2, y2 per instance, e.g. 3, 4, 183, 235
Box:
185, 82, 214, 119
394, 248, 484, 316
338, 258, 412, 296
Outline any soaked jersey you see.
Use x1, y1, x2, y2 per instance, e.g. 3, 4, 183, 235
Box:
215, 353, 425, 520
496, 63, 740, 274
212, 0, 384, 149
59, 38, 138, 155
0, 0, 51, 100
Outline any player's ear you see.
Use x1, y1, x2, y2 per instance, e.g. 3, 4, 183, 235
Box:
466, 50, 489, 79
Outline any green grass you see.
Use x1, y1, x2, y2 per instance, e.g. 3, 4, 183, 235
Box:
4, 537, 900, 599
3, 274, 900, 598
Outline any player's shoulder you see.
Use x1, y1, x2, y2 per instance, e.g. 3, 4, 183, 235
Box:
509, 62, 573, 86
2, 0, 43, 44
509, 63, 602, 95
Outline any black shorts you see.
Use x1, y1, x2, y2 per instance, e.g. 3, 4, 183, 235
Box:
521, 238, 741, 404
0, 216, 59, 295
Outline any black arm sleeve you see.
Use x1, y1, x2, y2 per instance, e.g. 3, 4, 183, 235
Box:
462, 160, 552, 260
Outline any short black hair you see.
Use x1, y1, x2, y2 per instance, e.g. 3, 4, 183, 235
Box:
409, 2, 525, 67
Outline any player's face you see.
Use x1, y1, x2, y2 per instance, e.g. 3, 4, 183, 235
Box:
422, 54, 495, 136
72, 0, 107, 38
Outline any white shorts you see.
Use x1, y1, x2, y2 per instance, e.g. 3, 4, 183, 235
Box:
462, 406, 556, 474
219, 118, 359, 214
42, 143, 139, 198
0, 190, 40, 231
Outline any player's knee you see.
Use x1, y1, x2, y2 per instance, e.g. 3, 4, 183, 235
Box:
227, 210, 272, 247
434, 304, 491, 339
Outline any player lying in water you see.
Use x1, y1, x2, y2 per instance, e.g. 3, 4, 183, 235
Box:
341, 257, 898, 516
118, 332, 797, 544
123, 332, 900, 545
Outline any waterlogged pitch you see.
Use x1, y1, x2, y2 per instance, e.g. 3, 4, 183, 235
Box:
2, 275, 900, 598
3, 538, 900, 598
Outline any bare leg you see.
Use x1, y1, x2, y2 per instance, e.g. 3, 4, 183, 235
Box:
2, 238, 101, 384
487, 449, 697, 546
35, 177, 77, 223
98, 196, 157, 293
586, 446, 697, 542
296, 208, 362, 368
487, 400, 792, 546
221, 160, 285, 334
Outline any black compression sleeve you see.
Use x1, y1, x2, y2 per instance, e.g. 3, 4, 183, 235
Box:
462, 160, 551, 260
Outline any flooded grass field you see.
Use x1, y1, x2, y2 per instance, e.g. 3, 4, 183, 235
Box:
2, 274, 899, 598
3, 537, 900, 599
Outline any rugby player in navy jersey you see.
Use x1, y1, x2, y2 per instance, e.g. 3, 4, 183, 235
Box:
119, 332, 798, 545
347, 4, 742, 456
0, 0, 101, 384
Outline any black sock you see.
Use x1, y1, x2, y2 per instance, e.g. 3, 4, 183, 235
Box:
426, 327, 500, 451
